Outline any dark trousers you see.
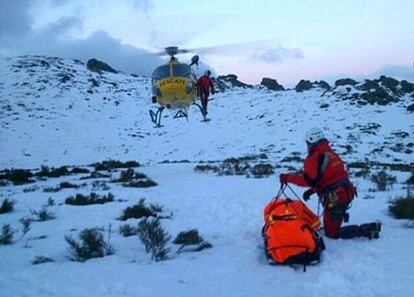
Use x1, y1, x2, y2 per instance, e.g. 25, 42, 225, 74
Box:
322, 186, 353, 238
200, 91, 209, 115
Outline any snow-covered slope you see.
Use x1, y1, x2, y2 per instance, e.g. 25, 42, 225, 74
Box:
0, 56, 413, 297
1, 56, 413, 169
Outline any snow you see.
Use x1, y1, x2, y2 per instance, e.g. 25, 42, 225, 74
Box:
0, 56, 413, 297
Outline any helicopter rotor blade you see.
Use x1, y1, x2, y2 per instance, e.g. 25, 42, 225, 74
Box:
183, 39, 273, 56
148, 39, 275, 57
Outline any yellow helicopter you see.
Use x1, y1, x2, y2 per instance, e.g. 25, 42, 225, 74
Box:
149, 46, 204, 127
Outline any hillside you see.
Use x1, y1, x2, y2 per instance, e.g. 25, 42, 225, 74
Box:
1, 56, 413, 170
0, 56, 413, 297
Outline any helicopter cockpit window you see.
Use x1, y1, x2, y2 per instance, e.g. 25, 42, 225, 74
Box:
152, 65, 170, 80
173, 64, 191, 78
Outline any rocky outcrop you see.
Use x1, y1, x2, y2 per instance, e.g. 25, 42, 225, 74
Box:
87, 58, 118, 74
214, 74, 253, 92
294, 80, 330, 92
295, 80, 313, 92
260, 78, 284, 91
315, 80, 330, 90
335, 78, 358, 87
325, 76, 414, 106
400, 80, 414, 93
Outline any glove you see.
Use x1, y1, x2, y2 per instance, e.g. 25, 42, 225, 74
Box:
303, 189, 314, 201
279, 174, 290, 184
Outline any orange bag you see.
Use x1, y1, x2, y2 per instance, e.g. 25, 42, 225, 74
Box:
262, 197, 325, 268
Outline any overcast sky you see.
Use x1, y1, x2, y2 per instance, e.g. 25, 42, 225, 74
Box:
1, 0, 413, 85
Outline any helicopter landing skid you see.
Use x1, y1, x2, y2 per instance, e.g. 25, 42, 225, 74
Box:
149, 107, 164, 127
173, 109, 188, 121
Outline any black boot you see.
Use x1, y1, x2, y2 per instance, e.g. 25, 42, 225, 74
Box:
339, 225, 360, 239
338, 221, 381, 240
359, 221, 381, 240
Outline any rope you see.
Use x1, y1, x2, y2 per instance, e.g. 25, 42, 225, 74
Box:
286, 184, 302, 201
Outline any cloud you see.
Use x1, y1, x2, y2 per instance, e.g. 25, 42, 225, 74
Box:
251, 46, 304, 64
0, 0, 32, 37
0, 1, 163, 76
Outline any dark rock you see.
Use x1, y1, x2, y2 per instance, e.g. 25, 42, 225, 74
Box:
40, 60, 50, 68
88, 78, 100, 87
315, 80, 330, 89
295, 80, 313, 92
401, 80, 414, 93
58, 73, 74, 84
407, 103, 414, 112
320, 103, 329, 108
358, 80, 380, 91
335, 78, 357, 87
260, 78, 285, 91
360, 88, 398, 105
86, 58, 118, 74
377, 75, 399, 89
214, 74, 252, 92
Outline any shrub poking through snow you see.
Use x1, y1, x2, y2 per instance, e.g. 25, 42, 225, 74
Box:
0, 224, 16, 245
195, 155, 273, 178
65, 228, 114, 262
119, 199, 162, 221
0, 169, 34, 185
250, 163, 274, 178
219, 157, 251, 176
91, 180, 110, 191
46, 197, 55, 207
173, 229, 204, 245
37, 165, 70, 178
70, 167, 90, 174
406, 173, 414, 185
65, 192, 114, 205
0, 198, 15, 214
119, 224, 139, 237
113, 168, 146, 182
19, 217, 31, 239
371, 170, 396, 191
30, 206, 56, 221
112, 169, 157, 188
79, 171, 111, 180
173, 229, 213, 253
194, 164, 219, 173
124, 179, 158, 188
93, 160, 140, 171
137, 217, 171, 261
59, 181, 80, 189
32, 256, 55, 265
389, 188, 414, 220
354, 167, 371, 179
44, 181, 81, 192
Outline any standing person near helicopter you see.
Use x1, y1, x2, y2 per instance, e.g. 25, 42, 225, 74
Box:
279, 128, 381, 240
197, 70, 215, 120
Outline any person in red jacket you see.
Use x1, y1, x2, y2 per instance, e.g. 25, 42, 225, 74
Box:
279, 128, 381, 239
197, 70, 215, 118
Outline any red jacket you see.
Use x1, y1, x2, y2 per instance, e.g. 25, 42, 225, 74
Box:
285, 141, 349, 194
197, 75, 214, 93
